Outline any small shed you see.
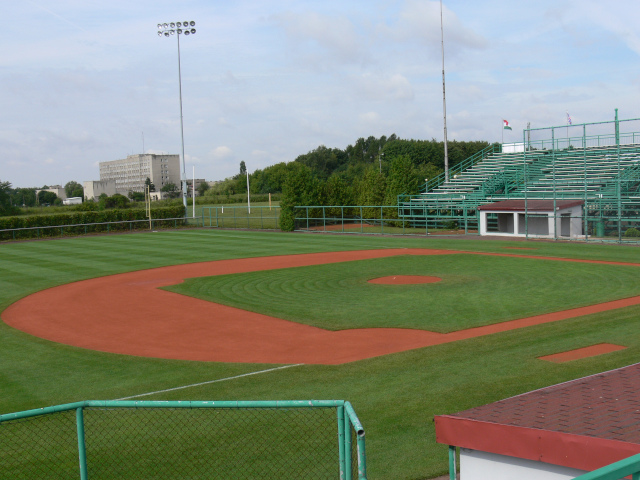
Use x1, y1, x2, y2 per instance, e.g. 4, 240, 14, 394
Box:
478, 199, 584, 238
435, 362, 640, 480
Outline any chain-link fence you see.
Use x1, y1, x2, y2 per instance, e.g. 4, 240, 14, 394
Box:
0, 400, 366, 480
200, 206, 281, 230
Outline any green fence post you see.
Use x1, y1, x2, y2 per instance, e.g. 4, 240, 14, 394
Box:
344, 410, 353, 480
449, 445, 456, 480
337, 405, 347, 480
76, 407, 89, 480
323, 206, 326, 231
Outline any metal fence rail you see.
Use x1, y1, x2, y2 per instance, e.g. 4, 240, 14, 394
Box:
201, 206, 281, 230
293, 205, 434, 236
0, 400, 366, 480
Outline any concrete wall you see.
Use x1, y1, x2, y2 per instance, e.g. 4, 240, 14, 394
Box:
460, 449, 586, 480
84, 180, 117, 201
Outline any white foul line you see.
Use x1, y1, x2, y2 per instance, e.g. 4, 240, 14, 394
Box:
116, 364, 304, 401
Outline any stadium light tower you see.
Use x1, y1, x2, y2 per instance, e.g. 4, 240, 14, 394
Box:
157, 21, 196, 214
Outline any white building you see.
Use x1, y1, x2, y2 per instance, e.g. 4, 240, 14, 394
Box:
98, 154, 181, 195
478, 199, 584, 238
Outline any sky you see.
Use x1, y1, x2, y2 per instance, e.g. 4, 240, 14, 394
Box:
2, 0, 640, 188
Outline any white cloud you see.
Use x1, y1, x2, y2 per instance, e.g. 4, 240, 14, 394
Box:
211, 146, 233, 159
354, 73, 414, 102
272, 11, 366, 67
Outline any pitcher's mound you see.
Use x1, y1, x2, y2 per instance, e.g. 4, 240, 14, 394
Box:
368, 275, 442, 285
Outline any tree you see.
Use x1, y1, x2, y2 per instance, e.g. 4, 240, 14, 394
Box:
144, 177, 156, 192
355, 166, 386, 206
10, 188, 36, 207
64, 181, 84, 198
100, 193, 129, 209
0, 180, 17, 216
128, 191, 145, 201
37, 190, 58, 206
239, 161, 247, 176
161, 183, 180, 198
196, 182, 210, 196
279, 163, 322, 231
384, 155, 421, 205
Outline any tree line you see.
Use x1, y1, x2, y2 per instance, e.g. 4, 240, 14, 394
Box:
273, 135, 489, 230
206, 135, 489, 199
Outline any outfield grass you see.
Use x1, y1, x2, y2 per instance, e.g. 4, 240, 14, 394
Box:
165, 253, 640, 332
1, 230, 640, 479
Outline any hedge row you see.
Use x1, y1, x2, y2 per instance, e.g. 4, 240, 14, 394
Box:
0, 206, 185, 241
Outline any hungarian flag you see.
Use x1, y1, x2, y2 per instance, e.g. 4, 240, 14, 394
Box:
503, 120, 512, 130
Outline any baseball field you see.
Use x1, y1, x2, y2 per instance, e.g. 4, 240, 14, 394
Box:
1, 229, 640, 479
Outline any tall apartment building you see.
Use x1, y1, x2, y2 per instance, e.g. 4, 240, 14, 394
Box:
99, 154, 181, 194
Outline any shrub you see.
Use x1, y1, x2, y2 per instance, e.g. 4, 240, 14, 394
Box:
624, 227, 640, 237
0, 206, 185, 241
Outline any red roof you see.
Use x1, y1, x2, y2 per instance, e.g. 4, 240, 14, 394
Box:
478, 199, 584, 211
435, 363, 640, 472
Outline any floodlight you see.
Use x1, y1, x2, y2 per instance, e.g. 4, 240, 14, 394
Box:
155, 19, 198, 215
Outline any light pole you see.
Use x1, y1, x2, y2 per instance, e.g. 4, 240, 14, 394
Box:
157, 21, 196, 214
440, 0, 449, 183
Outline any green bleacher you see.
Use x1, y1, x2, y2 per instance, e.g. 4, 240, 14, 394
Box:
397, 120, 640, 236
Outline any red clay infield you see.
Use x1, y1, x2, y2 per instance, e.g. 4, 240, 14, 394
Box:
538, 344, 627, 363
3, 248, 640, 365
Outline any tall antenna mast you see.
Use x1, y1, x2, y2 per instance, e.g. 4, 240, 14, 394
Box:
440, 0, 449, 182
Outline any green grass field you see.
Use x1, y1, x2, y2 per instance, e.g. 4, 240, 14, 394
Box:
166, 253, 640, 332
1, 230, 640, 479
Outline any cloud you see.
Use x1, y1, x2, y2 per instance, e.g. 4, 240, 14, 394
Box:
359, 112, 380, 124
354, 73, 414, 102
385, 0, 487, 53
211, 146, 233, 159
272, 11, 366, 67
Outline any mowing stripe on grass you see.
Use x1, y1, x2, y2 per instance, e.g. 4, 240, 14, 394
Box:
116, 364, 305, 400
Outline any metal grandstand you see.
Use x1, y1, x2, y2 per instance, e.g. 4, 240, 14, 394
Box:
398, 111, 640, 240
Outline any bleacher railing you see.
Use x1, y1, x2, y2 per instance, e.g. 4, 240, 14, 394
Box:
0, 399, 366, 480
